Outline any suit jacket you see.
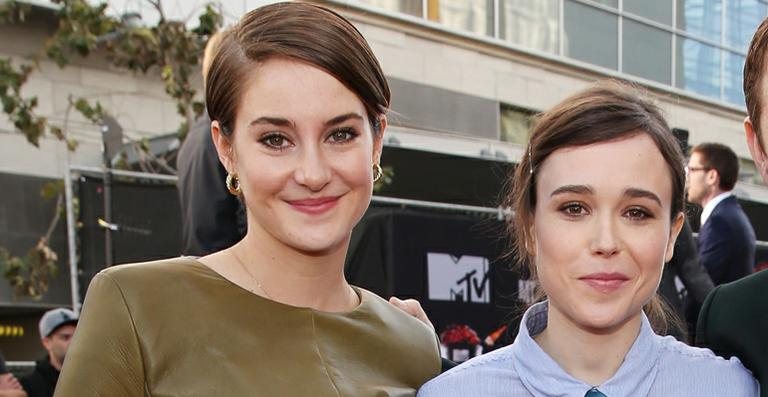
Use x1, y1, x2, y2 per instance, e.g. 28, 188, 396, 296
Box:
697, 196, 755, 285
176, 115, 245, 256
697, 270, 768, 397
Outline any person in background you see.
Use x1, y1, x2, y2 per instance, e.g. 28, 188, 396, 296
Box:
418, 82, 757, 396
55, 3, 440, 395
686, 143, 756, 285
19, 309, 77, 397
697, 15, 768, 397
177, 31, 246, 256
0, 352, 27, 397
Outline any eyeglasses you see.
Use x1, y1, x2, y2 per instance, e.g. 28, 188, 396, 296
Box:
685, 166, 710, 176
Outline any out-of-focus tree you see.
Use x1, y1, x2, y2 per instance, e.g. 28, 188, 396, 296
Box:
0, 0, 222, 298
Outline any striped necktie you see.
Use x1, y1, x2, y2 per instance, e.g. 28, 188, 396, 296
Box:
585, 387, 607, 397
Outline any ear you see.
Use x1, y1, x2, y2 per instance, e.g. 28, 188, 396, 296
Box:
373, 116, 387, 165
664, 212, 685, 263
745, 117, 768, 179
211, 120, 236, 173
41, 337, 53, 351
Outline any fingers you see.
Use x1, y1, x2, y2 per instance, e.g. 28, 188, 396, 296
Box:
388, 297, 435, 332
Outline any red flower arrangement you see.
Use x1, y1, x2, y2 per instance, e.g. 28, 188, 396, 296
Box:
440, 324, 481, 346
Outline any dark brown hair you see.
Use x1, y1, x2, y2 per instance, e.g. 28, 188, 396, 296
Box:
505, 81, 686, 334
691, 143, 740, 191
205, 2, 390, 137
744, 17, 768, 145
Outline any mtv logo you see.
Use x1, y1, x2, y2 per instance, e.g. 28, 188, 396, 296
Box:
427, 253, 490, 303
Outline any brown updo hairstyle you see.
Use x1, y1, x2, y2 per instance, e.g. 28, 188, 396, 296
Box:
504, 81, 686, 336
205, 2, 390, 138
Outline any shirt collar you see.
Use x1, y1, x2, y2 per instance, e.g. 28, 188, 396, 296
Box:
700, 191, 733, 226
511, 301, 662, 397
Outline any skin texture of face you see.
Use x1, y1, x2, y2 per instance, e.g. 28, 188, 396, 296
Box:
745, 67, 768, 182
685, 151, 715, 206
532, 134, 683, 335
43, 324, 76, 370
212, 58, 383, 257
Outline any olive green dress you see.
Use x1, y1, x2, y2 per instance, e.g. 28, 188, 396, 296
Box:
55, 258, 441, 396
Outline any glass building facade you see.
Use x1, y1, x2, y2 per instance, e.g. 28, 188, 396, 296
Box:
353, 0, 768, 107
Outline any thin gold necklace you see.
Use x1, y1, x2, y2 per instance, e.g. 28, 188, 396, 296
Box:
231, 250, 274, 300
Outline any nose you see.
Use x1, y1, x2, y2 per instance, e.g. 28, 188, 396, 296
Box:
294, 145, 331, 191
590, 214, 619, 257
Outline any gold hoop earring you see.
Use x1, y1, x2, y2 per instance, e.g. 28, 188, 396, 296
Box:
226, 172, 241, 196
373, 163, 383, 182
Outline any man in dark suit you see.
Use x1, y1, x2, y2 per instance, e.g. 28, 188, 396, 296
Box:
686, 143, 755, 285
177, 31, 245, 256
697, 16, 768, 397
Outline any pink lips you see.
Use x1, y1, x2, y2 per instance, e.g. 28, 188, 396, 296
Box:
579, 272, 630, 293
287, 196, 340, 215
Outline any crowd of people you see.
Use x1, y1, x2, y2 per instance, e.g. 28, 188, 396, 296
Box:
3, 1, 766, 396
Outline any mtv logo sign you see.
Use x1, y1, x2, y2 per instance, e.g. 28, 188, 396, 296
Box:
427, 253, 490, 303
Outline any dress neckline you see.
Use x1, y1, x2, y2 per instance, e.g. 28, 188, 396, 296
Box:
181, 256, 368, 316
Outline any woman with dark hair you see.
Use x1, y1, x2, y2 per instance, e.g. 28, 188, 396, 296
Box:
418, 82, 758, 396
56, 3, 440, 396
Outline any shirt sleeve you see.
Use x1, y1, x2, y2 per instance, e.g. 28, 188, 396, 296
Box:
55, 272, 145, 397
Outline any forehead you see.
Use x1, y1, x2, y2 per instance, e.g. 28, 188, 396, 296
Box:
237, 58, 366, 122
536, 134, 673, 204
51, 324, 76, 337
689, 151, 705, 165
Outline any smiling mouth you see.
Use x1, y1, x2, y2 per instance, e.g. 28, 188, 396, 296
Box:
579, 272, 630, 293
287, 196, 340, 215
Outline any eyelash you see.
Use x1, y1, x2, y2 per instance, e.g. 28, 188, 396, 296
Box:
327, 127, 359, 144
259, 133, 291, 150
624, 207, 653, 220
257, 127, 359, 150
557, 203, 654, 221
559, 202, 588, 217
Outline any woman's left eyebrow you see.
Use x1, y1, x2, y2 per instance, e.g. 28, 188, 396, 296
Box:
325, 112, 363, 127
624, 188, 662, 206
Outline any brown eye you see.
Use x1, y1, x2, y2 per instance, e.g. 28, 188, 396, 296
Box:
561, 203, 587, 217
327, 127, 358, 143
625, 207, 651, 220
259, 133, 289, 149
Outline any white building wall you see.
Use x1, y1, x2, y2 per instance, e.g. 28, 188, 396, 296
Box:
0, 22, 187, 179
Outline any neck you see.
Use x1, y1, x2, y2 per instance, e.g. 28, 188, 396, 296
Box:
48, 355, 62, 371
700, 188, 726, 208
533, 304, 642, 386
231, 228, 357, 313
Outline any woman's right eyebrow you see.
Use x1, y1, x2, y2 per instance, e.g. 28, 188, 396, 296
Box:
550, 184, 593, 197
249, 116, 294, 128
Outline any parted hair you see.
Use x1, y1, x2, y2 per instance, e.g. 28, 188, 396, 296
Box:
205, 2, 390, 137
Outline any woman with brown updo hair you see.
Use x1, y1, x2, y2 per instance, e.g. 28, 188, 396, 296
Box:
419, 82, 757, 396
56, 3, 440, 396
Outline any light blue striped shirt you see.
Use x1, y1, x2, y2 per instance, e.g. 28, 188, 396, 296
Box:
418, 301, 758, 397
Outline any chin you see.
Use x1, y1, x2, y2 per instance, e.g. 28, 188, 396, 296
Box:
573, 304, 637, 333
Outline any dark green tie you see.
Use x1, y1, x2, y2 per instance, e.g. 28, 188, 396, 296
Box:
585, 387, 607, 397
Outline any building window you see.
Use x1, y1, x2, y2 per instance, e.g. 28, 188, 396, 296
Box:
348, 0, 767, 108
726, 0, 768, 51
625, 0, 673, 26
564, 0, 618, 70
499, 0, 559, 54
500, 104, 536, 145
623, 19, 673, 85
677, 0, 723, 43
724, 51, 746, 106
354, 0, 423, 17
428, 0, 494, 37
676, 37, 722, 99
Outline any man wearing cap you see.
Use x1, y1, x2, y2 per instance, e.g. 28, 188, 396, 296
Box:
19, 309, 77, 397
